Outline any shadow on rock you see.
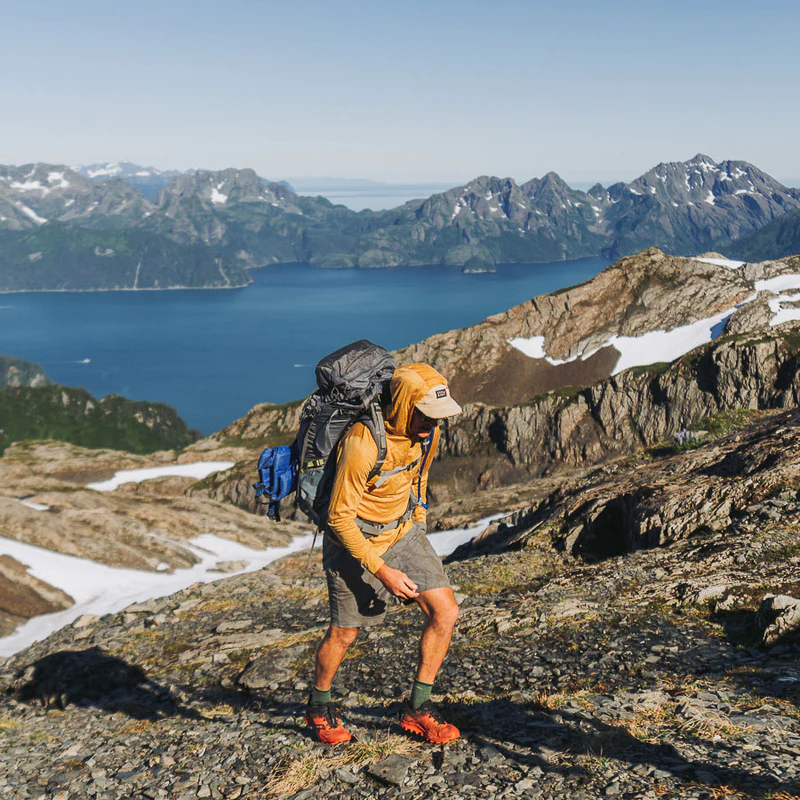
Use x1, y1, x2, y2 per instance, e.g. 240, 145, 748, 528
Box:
7, 646, 199, 720
451, 698, 800, 797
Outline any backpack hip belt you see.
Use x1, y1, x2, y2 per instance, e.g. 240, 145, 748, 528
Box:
354, 504, 416, 537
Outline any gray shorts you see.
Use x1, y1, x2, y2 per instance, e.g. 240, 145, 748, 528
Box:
323, 522, 451, 628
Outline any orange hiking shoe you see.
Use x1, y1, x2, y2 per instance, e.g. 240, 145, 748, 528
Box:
305, 702, 353, 745
400, 700, 460, 743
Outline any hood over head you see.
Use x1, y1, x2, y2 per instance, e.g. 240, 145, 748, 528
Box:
384, 363, 456, 437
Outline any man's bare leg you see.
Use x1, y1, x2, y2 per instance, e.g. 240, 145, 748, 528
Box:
314, 625, 359, 690
400, 586, 461, 742
414, 587, 459, 683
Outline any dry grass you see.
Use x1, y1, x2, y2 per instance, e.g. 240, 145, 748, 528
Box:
200, 703, 236, 720
530, 689, 594, 711
264, 733, 422, 797
188, 597, 240, 615
272, 630, 320, 651
676, 707, 754, 740
117, 719, 155, 735
614, 705, 671, 744
283, 586, 327, 603
0, 716, 21, 732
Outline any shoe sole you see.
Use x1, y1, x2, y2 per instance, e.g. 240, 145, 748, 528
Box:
400, 718, 460, 744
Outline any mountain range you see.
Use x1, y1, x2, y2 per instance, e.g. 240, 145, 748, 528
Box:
1, 155, 799, 291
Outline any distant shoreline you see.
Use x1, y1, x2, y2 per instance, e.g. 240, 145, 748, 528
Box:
0, 279, 253, 296
0, 255, 611, 295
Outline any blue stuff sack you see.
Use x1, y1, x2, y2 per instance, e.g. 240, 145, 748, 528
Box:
253, 444, 298, 521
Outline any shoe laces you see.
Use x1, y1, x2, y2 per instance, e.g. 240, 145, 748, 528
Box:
413, 700, 447, 724
310, 701, 342, 728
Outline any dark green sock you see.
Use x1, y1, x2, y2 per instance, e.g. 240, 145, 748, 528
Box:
410, 679, 433, 710
311, 686, 332, 705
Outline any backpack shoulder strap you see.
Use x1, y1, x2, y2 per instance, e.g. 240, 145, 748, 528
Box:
361, 400, 387, 480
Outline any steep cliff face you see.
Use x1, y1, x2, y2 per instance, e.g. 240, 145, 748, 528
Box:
438, 324, 800, 480
457, 403, 800, 569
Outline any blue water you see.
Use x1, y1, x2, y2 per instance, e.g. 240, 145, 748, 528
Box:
0, 258, 610, 434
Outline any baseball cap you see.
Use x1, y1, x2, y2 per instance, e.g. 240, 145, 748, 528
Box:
415, 383, 462, 419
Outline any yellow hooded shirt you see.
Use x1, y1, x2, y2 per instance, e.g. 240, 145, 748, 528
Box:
327, 363, 446, 574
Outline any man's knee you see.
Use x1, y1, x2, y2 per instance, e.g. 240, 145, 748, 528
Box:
422, 589, 459, 628
326, 625, 359, 648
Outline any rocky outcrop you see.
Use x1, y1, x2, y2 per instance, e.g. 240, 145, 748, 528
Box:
0, 355, 50, 389
0, 556, 72, 637
208, 400, 303, 446
436, 322, 800, 488
758, 594, 800, 646
454, 405, 800, 563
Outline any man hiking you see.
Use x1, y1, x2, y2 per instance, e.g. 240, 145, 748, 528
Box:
305, 363, 462, 744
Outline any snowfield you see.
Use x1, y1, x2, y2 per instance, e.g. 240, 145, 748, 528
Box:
0, 452, 507, 655
509, 270, 800, 373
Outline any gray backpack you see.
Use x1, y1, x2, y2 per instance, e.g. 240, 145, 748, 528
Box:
296, 340, 397, 526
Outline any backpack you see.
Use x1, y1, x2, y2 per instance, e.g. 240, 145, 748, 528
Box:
253, 340, 396, 523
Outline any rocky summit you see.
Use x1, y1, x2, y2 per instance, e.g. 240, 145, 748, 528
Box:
1, 404, 799, 799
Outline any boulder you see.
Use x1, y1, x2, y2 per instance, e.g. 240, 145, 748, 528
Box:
757, 594, 800, 646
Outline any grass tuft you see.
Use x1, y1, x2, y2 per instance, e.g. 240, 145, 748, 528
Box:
265, 733, 421, 796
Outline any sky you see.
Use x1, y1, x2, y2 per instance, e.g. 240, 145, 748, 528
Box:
2, 0, 799, 185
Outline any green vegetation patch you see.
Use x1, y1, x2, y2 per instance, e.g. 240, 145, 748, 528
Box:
0, 385, 200, 455
691, 409, 759, 437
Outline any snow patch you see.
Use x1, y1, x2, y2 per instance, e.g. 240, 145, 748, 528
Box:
17, 500, 50, 512
428, 513, 510, 556
88, 462, 234, 492
0, 531, 316, 656
210, 187, 228, 204
608, 306, 745, 375
11, 180, 48, 195
47, 171, 70, 188
86, 164, 121, 178
16, 203, 47, 225
704, 191, 716, 206
755, 274, 800, 295
693, 257, 745, 269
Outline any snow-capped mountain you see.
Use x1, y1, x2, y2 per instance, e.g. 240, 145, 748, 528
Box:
75, 161, 188, 201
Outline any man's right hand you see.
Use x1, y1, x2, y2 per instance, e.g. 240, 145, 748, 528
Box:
374, 564, 419, 600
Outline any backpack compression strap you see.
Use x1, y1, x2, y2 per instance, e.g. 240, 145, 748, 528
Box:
365, 400, 387, 480
371, 428, 434, 491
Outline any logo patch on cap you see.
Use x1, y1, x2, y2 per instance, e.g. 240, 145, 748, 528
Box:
435, 389, 447, 398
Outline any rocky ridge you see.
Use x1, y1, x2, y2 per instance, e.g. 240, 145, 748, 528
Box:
395, 249, 800, 406
0, 407, 799, 798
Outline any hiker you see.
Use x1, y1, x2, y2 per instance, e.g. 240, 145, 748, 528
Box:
305, 363, 463, 744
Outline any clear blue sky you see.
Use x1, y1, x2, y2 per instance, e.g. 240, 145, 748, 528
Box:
2, 0, 798, 184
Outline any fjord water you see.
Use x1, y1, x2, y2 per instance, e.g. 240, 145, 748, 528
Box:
0, 259, 610, 434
